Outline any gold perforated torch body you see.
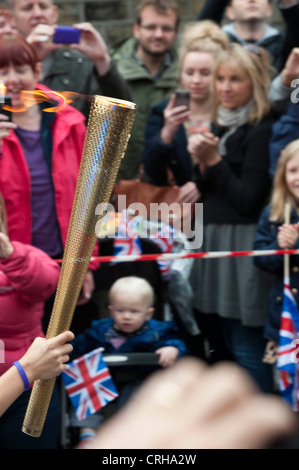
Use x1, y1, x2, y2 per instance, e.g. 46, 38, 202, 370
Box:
22, 96, 136, 437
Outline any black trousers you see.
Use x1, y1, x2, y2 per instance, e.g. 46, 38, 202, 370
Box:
0, 383, 61, 449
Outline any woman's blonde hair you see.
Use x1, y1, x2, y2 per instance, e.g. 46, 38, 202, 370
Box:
178, 20, 229, 69
270, 139, 299, 222
0, 192, 7, 235
212, 43, 272, 125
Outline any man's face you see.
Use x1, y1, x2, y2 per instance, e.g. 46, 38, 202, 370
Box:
0, 11, 17, 35
226, 0, 273, 22
10, 0, 58, 36
133, 6, 178, 57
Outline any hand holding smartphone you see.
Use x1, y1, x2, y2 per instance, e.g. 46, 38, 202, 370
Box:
53, 26, 81, 44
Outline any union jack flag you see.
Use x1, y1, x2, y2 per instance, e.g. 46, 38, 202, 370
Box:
277, 278, 299, 411
151, 225, 174, 280
112, 211, 142, 261
61, 348, 118, 421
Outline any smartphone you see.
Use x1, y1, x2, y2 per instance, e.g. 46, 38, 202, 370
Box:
53, 26, 81, 44
0, 96, 12, 121
173, 89, 190, 109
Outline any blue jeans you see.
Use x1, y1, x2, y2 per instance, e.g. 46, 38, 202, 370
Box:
221, 318, 273, 393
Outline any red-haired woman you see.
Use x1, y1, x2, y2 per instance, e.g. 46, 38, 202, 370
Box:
0, 34, 93, 448
0, 33, 86, 264
0, 33, 98, 324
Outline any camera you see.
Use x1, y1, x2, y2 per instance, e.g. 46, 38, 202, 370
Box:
53, 26, 81, 44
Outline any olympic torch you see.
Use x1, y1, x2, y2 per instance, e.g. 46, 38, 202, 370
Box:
22, 95, 136, 438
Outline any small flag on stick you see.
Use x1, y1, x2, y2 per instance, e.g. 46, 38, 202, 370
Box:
277, 279, 299, 411
61, 348, 118, 421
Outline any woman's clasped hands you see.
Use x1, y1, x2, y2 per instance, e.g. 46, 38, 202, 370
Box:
188, 131, 220, 173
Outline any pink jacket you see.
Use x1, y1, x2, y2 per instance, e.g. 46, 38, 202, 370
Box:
0, 83, 86, 249
0, 241, 60, 375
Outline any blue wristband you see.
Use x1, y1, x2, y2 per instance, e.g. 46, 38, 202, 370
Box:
80, 431, 96, 441
13, 361, 31, 391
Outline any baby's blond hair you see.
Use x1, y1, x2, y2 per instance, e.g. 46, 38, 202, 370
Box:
109, 276, 154, 308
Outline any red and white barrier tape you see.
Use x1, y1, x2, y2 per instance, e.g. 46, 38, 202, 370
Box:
55, 248, 299, 264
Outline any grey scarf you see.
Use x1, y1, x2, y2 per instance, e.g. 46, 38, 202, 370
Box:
217, 101, 254, 156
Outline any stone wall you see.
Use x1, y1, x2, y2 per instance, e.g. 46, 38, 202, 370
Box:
49, 0, 209, 45
16, 0, 283, 48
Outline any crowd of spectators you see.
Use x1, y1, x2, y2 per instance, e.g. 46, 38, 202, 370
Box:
1, 0, 299, 450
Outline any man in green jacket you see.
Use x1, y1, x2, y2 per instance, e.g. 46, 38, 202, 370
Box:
111, 0, 180, 180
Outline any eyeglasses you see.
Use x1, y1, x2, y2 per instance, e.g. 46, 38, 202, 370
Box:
139, 24, 176, 33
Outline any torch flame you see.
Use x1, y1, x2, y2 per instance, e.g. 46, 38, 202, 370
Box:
0, 86, 90, 113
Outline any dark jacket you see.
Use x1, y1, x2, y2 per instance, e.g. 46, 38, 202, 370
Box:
269, 102, 299, 178
253, 205, 299, 341
142, 98, 193, 186
41, 48, 132, 119
197, 0, 299, 72
71, 318, 189, 359
195, 116, 274, 225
